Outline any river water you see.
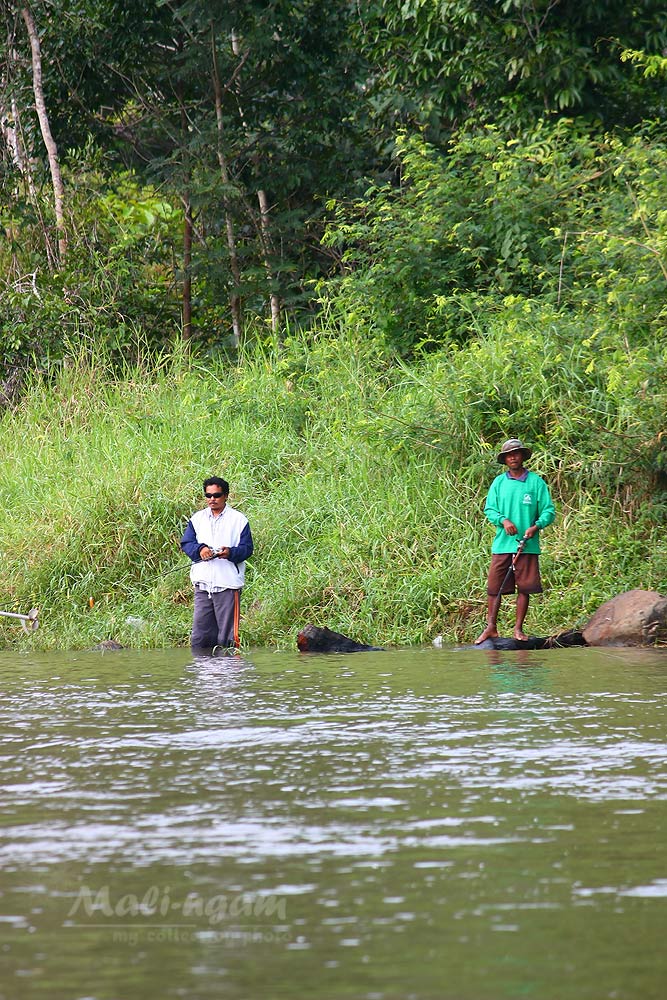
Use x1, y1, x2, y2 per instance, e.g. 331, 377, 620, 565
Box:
1, 644, 666, 1000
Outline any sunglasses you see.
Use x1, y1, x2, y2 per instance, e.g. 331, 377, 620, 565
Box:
205, 491, 225, 499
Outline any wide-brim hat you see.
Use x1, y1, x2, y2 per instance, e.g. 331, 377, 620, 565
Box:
497, 438, 532, 464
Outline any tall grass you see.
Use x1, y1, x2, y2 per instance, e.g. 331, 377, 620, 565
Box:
1, 316, 665, 650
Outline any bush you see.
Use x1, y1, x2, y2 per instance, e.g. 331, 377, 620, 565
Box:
320, 121, 667, 356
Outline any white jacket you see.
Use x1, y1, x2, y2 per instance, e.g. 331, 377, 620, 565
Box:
181, 506, 252, 592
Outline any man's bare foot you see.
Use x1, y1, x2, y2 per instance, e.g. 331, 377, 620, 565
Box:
513, 629, 529, 641
474, 626, 498, 645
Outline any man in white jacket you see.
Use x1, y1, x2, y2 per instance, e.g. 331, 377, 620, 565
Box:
180, 477, 254, 651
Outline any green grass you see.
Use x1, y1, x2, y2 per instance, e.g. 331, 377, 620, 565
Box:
1, 320, 665, 651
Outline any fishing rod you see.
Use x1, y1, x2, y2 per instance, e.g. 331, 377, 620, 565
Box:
489, 535, 528, 623
0, 608, 39, 632
2, 562, 193, 632
162, 550, 226, 577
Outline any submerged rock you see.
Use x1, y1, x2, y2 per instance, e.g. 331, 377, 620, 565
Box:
89, 639, 124, 652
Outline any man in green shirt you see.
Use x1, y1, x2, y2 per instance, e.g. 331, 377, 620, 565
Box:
475, 438, 556, 644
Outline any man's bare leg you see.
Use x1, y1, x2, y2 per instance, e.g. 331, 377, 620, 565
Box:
514, 592, 530, 641
475, 595, 500, 644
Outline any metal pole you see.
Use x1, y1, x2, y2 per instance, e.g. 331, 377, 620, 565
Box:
0, 608, 39, 631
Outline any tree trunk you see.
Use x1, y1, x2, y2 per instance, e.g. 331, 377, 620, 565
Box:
230, 30, 281, 333
256, 186, 281, 333
1, 95, 31, 276
182, 194, 193, 344
1, 25, 52, 268
0, 93, 32, 186
176, 58, 192, 348
212, 30, 243, 349
21, 5, 66, 262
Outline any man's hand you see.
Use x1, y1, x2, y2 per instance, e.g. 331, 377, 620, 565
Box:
200, 545, 230, 560
524, 525, 539, 540
502, 518, 517, 536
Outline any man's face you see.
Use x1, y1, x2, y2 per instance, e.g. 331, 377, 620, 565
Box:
204, 486, 228, 514
504, 449, 525, 472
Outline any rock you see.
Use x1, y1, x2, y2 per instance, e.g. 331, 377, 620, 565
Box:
297, 624, 382, 653
583, 589, 667, 646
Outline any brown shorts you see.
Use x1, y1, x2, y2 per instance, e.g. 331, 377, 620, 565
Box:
487, 553, 542, 596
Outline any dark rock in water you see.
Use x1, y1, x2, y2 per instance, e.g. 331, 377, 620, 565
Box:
298, 624, 587, 653
583, 589, 667, 646
89, 639, 124, 651
297, 624, 382, 653
460, 630, 587, 651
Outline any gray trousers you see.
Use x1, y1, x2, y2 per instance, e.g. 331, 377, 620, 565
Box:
191, 588, 241, 651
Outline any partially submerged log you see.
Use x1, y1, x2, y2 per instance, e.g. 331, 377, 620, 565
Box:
296, 591, 667, 653
297, 624, 382, 653
582, 589, 667, 646
297, 624, 586, 653
464, 630, 587, 651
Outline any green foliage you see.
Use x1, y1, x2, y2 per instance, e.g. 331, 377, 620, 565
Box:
620, 47, 667, 79
1, 3, 666, 655
1, 0, 379, 354
321, 120, 667, 355
0, 331, 665, 651
98, 0, 376, 330
354, 0, 667, 137
3, 0, 667, 361
380, 306, 667, 506
0, 161, 181, 376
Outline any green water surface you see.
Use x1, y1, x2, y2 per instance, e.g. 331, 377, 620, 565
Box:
1, 645, 666, 999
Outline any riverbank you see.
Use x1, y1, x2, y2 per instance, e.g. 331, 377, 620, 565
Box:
1, 327, 665, 651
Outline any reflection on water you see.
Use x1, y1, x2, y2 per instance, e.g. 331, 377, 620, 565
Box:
1, 645, 666, 1000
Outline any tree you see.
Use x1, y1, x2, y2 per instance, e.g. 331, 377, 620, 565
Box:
20, 4, 66, 261
354, 0, 667, 141
72, 0, 376, 346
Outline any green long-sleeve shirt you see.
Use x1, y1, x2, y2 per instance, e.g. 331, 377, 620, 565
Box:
484, 470, 556, 554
